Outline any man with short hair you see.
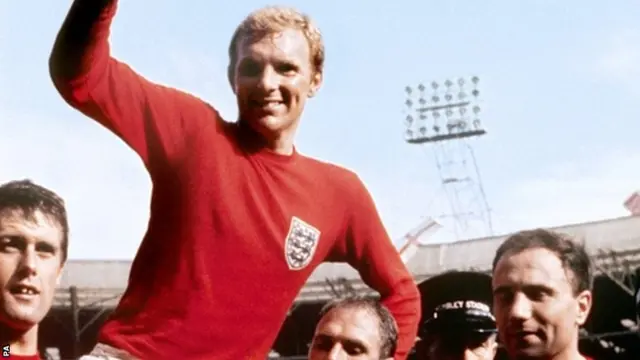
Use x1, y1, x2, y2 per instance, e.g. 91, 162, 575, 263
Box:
0, 180, 69, 360
491, 229, 594, 360
415, 271, 498, 360
49, 1, 421, 359
309, 297, 398, 360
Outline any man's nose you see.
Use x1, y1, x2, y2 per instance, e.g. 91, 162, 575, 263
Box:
257, 66, 279, 92
18, 249, 38, 275
509, 293, 533, 320
326, 344, 346, 360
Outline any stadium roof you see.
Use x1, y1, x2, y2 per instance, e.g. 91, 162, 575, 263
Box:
58, 215, 640, 289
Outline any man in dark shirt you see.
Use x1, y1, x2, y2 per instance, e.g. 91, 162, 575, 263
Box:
414, 271, 498, 360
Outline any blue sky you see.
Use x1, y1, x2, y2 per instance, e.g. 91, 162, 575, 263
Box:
1, 1, 639, 259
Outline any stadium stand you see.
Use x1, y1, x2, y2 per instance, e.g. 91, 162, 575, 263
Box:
41, 215, 640, 359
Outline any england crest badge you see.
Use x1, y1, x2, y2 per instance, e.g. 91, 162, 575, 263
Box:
284, 216, 321, 270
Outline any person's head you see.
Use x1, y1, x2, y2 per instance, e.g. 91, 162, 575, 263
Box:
228, 6, 324, 143
418, 271, 498, 360
309, 297, 398, 360
491, 229, 593, 360
0, 179, 68, 331
420, 332, 498, 360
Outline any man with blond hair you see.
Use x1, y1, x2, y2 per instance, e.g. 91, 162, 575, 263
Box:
49, 1, 421, 359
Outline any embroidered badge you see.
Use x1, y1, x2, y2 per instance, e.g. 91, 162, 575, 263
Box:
284, 216, 321, 270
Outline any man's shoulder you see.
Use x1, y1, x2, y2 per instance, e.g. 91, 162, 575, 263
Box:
298, 155, 363, 188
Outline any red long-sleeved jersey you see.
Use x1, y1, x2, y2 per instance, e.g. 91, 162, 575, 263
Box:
7, 355, 41, 360
49, 1, 420, 359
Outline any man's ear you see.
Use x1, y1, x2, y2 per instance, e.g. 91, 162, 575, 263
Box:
575, 289, 592, 326
308, 71, 323, 98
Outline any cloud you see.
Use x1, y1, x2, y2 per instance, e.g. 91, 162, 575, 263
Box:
492, 148, 640, 234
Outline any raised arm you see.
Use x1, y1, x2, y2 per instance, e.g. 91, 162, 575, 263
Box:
332, 176, 421, 360
49, 0, 220, 170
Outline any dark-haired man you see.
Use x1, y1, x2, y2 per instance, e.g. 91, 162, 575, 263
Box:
415, 271, 498, 360
492, 229, 594, 360
309, 297, 399, 360
0, 180, 69, 360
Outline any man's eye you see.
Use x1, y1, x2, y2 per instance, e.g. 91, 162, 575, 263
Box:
527, 290, 547, 301
496, 292, 513, 304
343, 343, 366, 356
345, 347, 364, 356
312, 339, 332, 351
277, 63, 297, 74
36, 243, 56, 255
0, 236, 21, 251
238, 62, 261, 76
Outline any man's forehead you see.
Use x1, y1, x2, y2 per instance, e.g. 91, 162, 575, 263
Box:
317, 307, 380, 343
493, 248, 570, 288
0, 209, 63, 239
237, 29, 310, 61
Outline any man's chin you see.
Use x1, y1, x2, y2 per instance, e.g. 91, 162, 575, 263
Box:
244, 115, 290, 136
0, 307, 41, 330
508, 345, 547, 360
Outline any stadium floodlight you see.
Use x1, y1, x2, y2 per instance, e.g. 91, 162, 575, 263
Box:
405, 115, 413, 127
402, 76, 487, 144
620, 318, 638, 331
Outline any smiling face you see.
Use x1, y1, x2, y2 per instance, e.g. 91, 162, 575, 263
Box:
492, 248, 591, 359
0, 209, 64, 330
229, 27, 322, 143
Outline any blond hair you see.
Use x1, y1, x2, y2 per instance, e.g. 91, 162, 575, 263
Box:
228, 6, 325, 75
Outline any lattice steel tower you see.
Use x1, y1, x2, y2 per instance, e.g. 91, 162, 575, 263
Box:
403, 76, 493, 241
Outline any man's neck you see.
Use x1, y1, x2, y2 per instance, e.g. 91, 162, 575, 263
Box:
542, 348, 586, 360
0, 323, 39, 356
266, 135, 295, 156
237, 120, 297, 156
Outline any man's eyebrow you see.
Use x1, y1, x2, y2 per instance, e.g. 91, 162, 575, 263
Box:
342, 337, 368, 351
0, 232, 59, 250
315, 333, 368, 350
35, 239, 59, 252
493, 285, 511, 295
493, 282, 556, 294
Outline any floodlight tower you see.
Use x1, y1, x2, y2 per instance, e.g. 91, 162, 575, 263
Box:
403, 76, 493, 241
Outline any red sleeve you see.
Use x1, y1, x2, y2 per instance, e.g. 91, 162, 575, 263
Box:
332, 175, 421, 360
49, 0, 221, 170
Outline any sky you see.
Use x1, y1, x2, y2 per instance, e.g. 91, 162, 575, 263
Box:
1, 1, 639, 260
